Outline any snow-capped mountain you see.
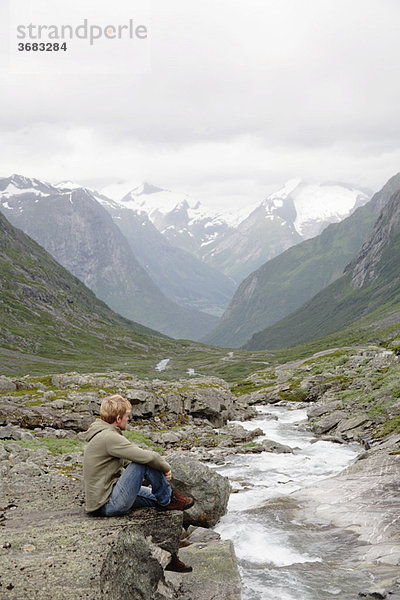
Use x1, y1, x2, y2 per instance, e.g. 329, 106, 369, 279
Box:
0, 174, 219, 340
1, 173, 371, 315
0, 173, 56, 199
200, 180, 370, 281
102, 179, 370, 282
94, 187, 236, 317
102, 182, 238, 256
265, 179, 370, 239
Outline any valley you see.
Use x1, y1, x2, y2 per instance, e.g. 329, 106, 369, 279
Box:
1, 168, 400, 599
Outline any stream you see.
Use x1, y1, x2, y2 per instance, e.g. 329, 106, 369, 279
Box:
212, 405, 365, 600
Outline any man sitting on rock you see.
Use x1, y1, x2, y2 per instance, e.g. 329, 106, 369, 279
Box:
83, 394, 194, 572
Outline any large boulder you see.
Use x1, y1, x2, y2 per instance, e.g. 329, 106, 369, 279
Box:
100, 510, 183, 600
101, 530, 165, 600
168, 454, 231, 527
154, 378, 236, 427
0, 402, 94, 431
0, 376, 17, 393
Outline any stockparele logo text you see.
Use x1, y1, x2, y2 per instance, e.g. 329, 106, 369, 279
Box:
16, 19, 148, 46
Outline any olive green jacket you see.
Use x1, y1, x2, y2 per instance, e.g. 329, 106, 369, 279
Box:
83, 419, 171, 512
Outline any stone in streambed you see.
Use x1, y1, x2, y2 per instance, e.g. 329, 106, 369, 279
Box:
262, 439, 293, 453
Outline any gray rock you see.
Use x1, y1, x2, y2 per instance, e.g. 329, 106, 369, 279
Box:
307, 401, 344, 418
243, 390, 281, 405
358, 589, 387, 599
101, 530, 165, 600
221, 423, 263, 443
262, 439, 293, 453
168, 454, 231, 527
312, 410, 348, 435
336, 415, 371, 434
186, 526, 221, 544
159, 431, 181, 444
0, 426, 21, 440
0, 443, 9, 459
126, 389, 161, 418
9, 461, 44, 477
100, 509, 184, 600
0, 377, 17, 393
178, 540, 242, 600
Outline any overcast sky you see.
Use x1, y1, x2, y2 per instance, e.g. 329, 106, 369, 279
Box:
2, 0, 400, 211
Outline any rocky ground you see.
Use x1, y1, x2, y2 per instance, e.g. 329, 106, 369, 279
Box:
1, 345, 400, 599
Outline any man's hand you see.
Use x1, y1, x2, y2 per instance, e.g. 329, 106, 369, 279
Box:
164, 470, 172, 481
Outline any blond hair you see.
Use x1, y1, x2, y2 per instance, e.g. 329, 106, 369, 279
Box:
100, 395, 131, 424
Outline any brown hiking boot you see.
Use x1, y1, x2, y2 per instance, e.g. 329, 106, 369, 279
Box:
165, 553, 193, 573
158, 490, 194, 511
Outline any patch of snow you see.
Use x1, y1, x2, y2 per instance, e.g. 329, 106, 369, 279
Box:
155, 358, 170, 372
200, 233, 219, 247
55, 180, 85, 190
292, 183, 369, 237
268, 178, 302, 201
0, 183, 49, 198
2, 201, 11, 209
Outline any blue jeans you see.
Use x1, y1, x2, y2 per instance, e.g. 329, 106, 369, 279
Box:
98, 463, 172, 517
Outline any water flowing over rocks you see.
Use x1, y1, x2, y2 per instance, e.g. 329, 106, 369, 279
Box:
292, 445, 400, 597
230, 346, 400, 597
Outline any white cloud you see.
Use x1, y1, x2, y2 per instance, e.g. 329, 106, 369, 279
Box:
1, 0, 400, 209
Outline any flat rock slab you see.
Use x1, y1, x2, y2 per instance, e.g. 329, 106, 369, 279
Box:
0, 469, 183, 600
176, 540, 241, 600
0, 507, 183, 600
293, 448, 400, 590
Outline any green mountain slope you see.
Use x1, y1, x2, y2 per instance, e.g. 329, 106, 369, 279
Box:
205, 174, 400, 347
0, 211, 275, 380
244, 189, 400, 351
0, 211, 171, 366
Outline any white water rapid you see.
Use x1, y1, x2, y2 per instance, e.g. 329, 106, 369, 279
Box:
213, 405, 363, 600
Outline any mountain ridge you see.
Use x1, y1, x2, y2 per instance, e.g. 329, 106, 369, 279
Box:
244, 187, 400, 351
102, 178, 369, 283
204, 173, 400, 348
0, 175, 218, 340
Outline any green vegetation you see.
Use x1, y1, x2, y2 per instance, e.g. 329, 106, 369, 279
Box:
375, 415, 400, 439
230, 380, 264, 397
124, 430, 163, 453
206, 176, 400, 348
244, 191, 400, 354
278, 388, 308, 402
0, 436, 84, 455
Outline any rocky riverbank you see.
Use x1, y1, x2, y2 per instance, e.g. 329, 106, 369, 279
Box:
233, 345, 400, 599
1, 345, 399, 598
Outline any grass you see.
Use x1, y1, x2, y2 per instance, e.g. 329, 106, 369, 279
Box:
230, 380, 264, 397
124, 430, 164, 453
278, 388, 308, 402
0, 436, 84, 455
0, 429, 162, 455
375, 415, 400, 439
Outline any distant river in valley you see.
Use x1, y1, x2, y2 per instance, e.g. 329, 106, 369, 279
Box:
212, 406, 364, 600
